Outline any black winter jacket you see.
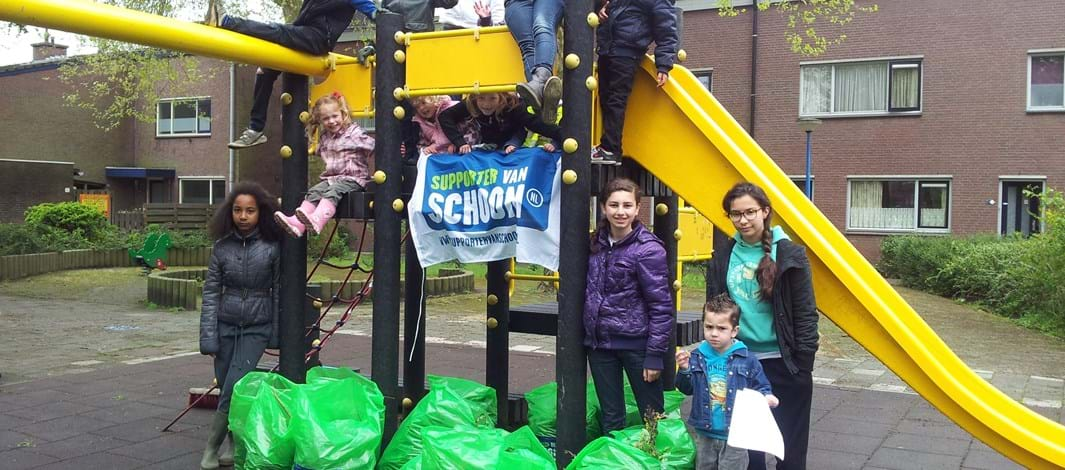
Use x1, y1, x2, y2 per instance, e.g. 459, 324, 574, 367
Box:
595, 0, 679, 73
199, 229, 281, 355
705, 237, 819, 374
439, 100, 561, 150
383, 0, 459, 33
292, 0, 360, 55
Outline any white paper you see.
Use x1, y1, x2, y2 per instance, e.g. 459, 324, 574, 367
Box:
726, 388, 785, 461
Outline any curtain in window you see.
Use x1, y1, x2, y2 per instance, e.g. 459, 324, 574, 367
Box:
890, 65, 920, 109
834, 62, 887, 113
801, 65, 831, 114
1031, 55, 1064, 107
850, 181, 914, 229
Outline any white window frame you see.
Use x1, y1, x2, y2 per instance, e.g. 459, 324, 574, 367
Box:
157, 96, 212, 137
691, 67, 714, 93
799, 56, 924, 118
1027, 49, 1065, 112
178, 176, 226, 204
788, 175, 814, 199
997, 176, 1047, 235
845, 175, 952, 234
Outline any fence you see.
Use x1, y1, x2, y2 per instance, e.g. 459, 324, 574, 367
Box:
112, 204, 217, 231
0, 247, 213, 281
148, 269, 205, 310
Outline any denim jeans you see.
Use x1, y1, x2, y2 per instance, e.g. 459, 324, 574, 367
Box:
588, 348, 664, 434
694, 433, 749, 470
504, 0, 565, 78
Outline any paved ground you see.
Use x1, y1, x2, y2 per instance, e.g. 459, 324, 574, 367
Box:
1, 268, 1063, 468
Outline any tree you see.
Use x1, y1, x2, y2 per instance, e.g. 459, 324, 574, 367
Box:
718, 0, 879, 56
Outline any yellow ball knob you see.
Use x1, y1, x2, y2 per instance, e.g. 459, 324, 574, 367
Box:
562, 170, 578, 185
312, 299, 323, 309
503, 271, 513, 281
312, 339, 321, 347
586, 12, 599, 27
299, 111, 311, 124
373, 170, 387, 184
674, 229, 683, 240
655, 203, 669, 216
394, 31, 406, 45
368, 201, 374, 209
280, 146, 293, 158
402, 397, 413, 409
280, 92, 293, 105
393, 106, 406, 120
673, 280, 682, 291
394, 50, 406, 63
487, 294, 498, 306
392, 199, 405, 212
486, 317, 499, 329
212, 378, 218, 386
585, 76, 598, 91
393, 87, 406, 100
564, 54, 581, 70
562, 138, 579, 154
677, 49, 688, 63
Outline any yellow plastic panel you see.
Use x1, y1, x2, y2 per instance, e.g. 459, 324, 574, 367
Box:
622, 57, 1065, 468
404, 29, 525, 92
311, 62, 375, 115
677, 202, 714, 261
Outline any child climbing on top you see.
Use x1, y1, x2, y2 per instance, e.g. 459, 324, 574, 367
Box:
204, 0, 377, 149
592, 0, 679, 165
274, 93, 374, 238
439, 92, 561, 154
410, 95, 460, 156
676, 293, 779, 470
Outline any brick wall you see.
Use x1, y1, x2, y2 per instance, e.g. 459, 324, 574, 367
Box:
0, 160, 74, 223
681, 0, 1065, 261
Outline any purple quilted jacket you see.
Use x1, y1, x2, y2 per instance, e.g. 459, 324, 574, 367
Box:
583, 222, 674, 370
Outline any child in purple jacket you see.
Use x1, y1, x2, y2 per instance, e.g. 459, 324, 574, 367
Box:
584, 177, 673, 433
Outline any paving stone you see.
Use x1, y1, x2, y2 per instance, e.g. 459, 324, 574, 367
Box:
961, 449, 1025, 470
809, 431, 884, 455
866, 447, 964, 470
92, 417, 192, 443
880, 432, 970, 456
0, 389, 77, 409
805, 447, 868, 470
109, 434, 202, 463
893, 418, 973, 440
77, 401, 172, 424
6, 401, 99, 423
31, 451, 149, 470
12, 415, 113, 442
0, 430, 36, 451
149, 451, 203, 470
811, 417, 894, 439
822, 404, 905, 425
0, 448, 59, 470
0, 413, 33, 432
32, 433, 128, 460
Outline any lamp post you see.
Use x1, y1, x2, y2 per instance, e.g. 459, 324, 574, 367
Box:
797, 117, 821, 198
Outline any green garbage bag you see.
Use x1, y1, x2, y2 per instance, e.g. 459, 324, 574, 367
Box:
293, 366, 385, 470
622, 375, 686, 426
525, 381, 602, 444
229, 372, 299, 470
398, 455, 423, 470
378, 376, 498, 470
610, 419, 696, 469
565, 436, 661, 469
413, 425, 554, 470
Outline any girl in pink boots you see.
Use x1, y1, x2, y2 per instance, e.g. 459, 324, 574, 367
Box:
275, 92, 375, 237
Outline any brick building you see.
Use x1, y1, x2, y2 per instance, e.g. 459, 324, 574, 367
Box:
678, 0, 1065, 260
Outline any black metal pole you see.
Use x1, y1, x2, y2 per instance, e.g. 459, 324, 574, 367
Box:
557, 0, 594, 465
279, 72, 309, 383
402, 236, 426, 409
305, 283, 322, 368
485, 259, 510, 427
372, 11, 404, 447
653, 196, 679, 389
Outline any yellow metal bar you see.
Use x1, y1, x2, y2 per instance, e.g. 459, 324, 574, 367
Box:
678, 207, 698, 214
678, 255, 711, 262
405, 26, 511, 41
401, 84, 517, 99
0, 0, 356, 77
508, 258, 516, 297
350, 111, 375, 118
508, 273, 560, 282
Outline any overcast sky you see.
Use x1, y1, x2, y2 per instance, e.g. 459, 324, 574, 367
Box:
0, 28, 97, 66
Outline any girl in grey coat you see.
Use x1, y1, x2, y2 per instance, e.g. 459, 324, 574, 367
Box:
198, 182, 283, 470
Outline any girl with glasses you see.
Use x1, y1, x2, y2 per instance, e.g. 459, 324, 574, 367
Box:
706, 182, 819, 470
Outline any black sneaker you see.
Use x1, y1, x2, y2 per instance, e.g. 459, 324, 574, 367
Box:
591, 146, 621, 166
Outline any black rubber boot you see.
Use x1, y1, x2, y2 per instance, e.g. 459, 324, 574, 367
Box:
200, 412, 228, 470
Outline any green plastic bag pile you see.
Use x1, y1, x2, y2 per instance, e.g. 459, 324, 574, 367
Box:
623, 377, 687, 427
378, 375, 498, 470
228, 366, 385, 470
567, 418, 695, 469
524, 380, 603, 453
400, 425, 555, 470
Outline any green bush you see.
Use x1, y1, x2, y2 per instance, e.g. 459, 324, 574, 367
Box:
878, 235, 957, 294
308, 221, 355, 261
0, 223, 50, 256
24, 202, 111, 239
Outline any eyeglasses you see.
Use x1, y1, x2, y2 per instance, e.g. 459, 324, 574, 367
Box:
727, 207, 764, 221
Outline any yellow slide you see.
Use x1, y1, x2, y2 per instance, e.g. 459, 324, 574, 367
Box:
622, 57, 1065, 468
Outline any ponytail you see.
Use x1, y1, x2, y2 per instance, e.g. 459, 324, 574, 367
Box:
723, 182, 777, 299
306, 92, 353, 141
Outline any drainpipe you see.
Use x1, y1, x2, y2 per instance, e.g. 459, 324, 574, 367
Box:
228, 63, 235, 191
749, 5, 758, 136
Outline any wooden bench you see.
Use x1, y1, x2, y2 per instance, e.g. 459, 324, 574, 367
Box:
509, 302, 704, 347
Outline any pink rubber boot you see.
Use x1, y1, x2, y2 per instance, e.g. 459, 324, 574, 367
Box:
296, 198, 336, 235
274, 201, 314, 238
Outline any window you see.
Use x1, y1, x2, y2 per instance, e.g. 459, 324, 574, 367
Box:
848, 178, 950, 231
693, 69, 713, 93
800, 59, 921, 116
1028, 53, 1064, 110
179, 178, 226, 204
158, 98, 211, 136
790, 176, 814, 199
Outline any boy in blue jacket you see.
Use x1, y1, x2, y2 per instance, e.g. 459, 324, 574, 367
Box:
677, 294, 779, 470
